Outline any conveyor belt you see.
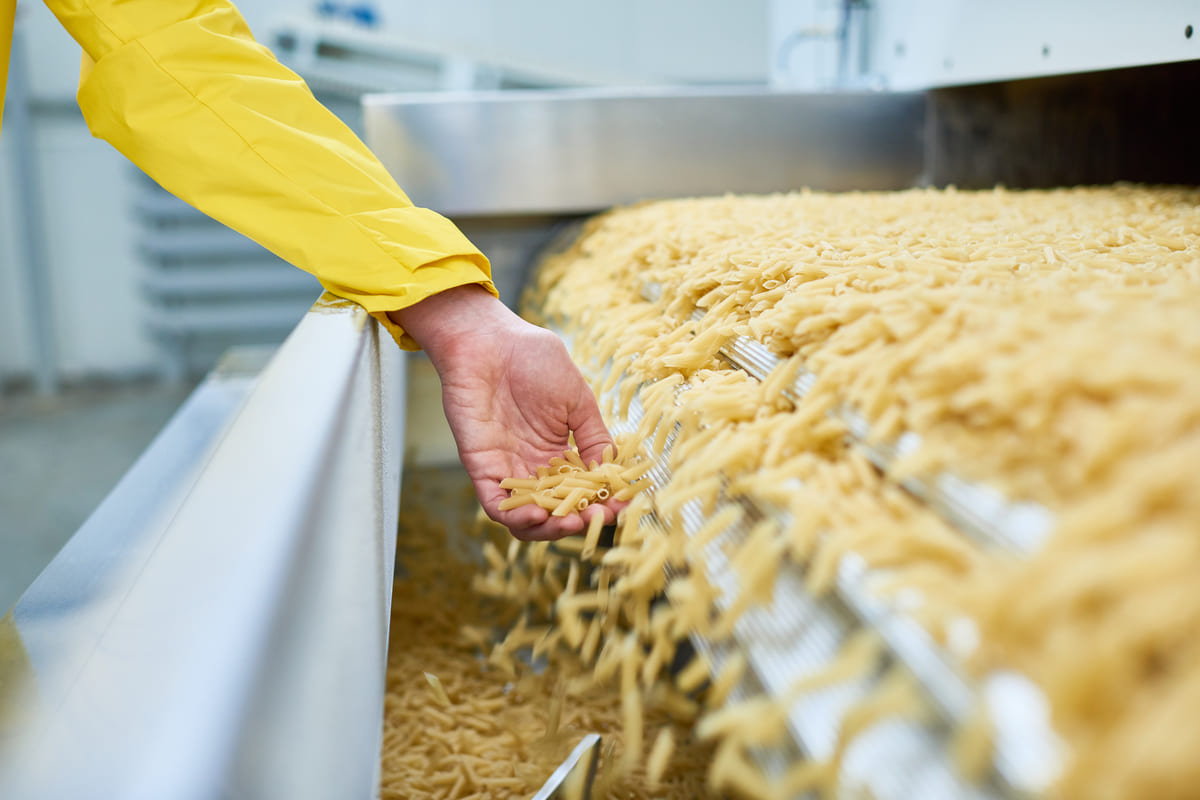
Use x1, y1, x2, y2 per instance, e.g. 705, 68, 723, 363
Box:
610, 392, 1059, 798
554, 312, 1065, 798
641, 284, 1054, 555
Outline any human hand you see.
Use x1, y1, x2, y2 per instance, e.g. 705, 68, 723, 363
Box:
389, 285, 623, 540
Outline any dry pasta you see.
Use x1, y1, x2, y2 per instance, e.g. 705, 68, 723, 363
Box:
380, 473, 714, 799
499, 446, 647, 519
477, 186, 1200, 799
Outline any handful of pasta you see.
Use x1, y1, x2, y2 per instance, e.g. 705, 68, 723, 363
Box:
498, 447, 652, 517
498, 447, 652, 536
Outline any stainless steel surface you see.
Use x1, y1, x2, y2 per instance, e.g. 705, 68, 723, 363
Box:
531, 733, 602, 800
0, 295, 405, 800
923, 62, 1200, 190
363, 87, 926, 216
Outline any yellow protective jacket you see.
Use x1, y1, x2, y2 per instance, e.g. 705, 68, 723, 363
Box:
0, 0, 495, 349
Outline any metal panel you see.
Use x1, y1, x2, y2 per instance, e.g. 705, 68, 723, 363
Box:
363, 87, 926, 216
0, 295, 404, 800
923, 61, 1200, 189
864, 0, 1199, 91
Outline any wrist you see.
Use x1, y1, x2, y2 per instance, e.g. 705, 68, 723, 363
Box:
388, 284, 517, 365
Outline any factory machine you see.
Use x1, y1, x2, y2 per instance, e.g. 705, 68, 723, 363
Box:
2, 7, 1199, 798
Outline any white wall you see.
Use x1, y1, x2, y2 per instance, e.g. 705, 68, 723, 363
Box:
357, 0, 768, 85
0, 0, 337, 385
0, 127, 34, 380
0, 1, 153, 383
767, 0, 846, 90
35, 116, 149, 376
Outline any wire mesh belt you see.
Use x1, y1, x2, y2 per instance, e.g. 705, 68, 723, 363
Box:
550, 286, 1065, 798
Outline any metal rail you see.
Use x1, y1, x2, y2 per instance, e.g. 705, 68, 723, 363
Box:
0, 295, 405, 800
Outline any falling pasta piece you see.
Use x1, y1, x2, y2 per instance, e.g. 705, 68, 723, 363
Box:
647, 728, 676, 785
424, 672, 452, 708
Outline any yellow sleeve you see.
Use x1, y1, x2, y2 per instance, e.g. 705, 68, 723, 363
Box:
46, 0, 495, 350
0, 0, 14, 133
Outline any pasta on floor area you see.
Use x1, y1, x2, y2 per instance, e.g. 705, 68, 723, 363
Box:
382, 186, 1200, 799
381, 467, 715, 799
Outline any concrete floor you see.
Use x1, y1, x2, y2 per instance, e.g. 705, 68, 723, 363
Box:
0, 381, 195, 612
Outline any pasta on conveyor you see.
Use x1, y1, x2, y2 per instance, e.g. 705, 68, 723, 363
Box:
386, 186, 1200, 800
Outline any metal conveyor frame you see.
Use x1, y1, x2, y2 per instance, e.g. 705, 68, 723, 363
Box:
0, 294, 404, 800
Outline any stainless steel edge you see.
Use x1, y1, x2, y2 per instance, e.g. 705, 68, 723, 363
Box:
0, 294, 405, 800
531, 733, 602, 800
363, 87, 926, 216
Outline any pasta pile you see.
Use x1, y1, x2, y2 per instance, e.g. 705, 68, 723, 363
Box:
505, 186, 1200, 799
379, 473, 714, 800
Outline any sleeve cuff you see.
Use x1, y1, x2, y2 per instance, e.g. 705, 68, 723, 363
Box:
322, 255, 498, 350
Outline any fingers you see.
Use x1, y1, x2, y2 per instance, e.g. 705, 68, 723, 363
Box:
510, 514, 586, 542
476, 475, 624, 541
569, 386, 616, 469
472, 477, 550, 533
503, 502, 619, 542
504, 501, 622, 542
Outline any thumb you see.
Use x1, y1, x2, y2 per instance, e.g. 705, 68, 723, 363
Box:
569, 384, 615, 467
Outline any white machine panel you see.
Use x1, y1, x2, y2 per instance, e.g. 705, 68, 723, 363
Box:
771, 0, 1200, 90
